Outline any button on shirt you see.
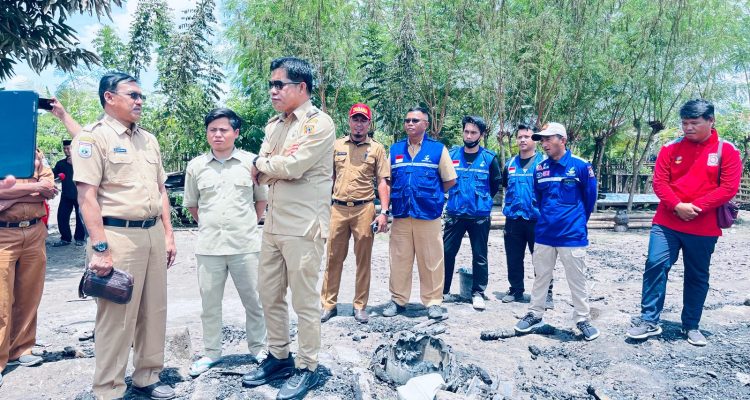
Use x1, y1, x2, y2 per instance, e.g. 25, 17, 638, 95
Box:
183, 148, 267, 255
72, 114, 166, 220
332, 136, 390, 202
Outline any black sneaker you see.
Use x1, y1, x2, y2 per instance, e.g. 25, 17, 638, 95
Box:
276, 368, 320, 400
501, 290, 524, 303
514, 312, 543, 333
382, 301, 405, 317
242, 353, 295, 388
577, 320, 600, 341
52, 240, 71, 247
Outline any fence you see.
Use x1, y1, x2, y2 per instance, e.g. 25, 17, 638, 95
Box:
598, 161, 655, 194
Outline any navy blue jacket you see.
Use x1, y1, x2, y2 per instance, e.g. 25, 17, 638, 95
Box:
534, 150, 597, 247
390, 135, 445, 220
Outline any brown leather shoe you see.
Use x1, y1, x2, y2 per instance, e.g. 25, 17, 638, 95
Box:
353, 308, 369, 324
320, 307, 337, 323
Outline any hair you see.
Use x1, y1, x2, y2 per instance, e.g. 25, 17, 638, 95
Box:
517, 124, 536, 134
204, 108, 242, 131
406, 106, 430, 123
270, 57, 314, 95
462, 115, 487, 135
98, 72, 138, 107
679, 99, 714, 120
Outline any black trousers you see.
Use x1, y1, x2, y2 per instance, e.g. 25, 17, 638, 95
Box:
503, 217, 552, 295
57, 196, 85, 242
443, 215, 490, 296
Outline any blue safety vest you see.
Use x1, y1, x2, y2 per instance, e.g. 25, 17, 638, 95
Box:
390, 135, 446, 220
502, 153, 544, 221
533, 150, 598, 247
446, 146, 495, 217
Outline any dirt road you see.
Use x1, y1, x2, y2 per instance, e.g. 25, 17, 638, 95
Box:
2, 207, 749, 399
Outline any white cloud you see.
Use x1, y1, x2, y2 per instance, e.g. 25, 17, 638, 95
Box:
5, 75, 33, 90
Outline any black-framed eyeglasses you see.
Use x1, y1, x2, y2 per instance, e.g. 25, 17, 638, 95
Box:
112, 91, 146, 101
268, 80, 302, 91
404, 118, 424, 124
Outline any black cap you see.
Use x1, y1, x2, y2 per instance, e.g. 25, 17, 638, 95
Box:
62, 140, 72, 146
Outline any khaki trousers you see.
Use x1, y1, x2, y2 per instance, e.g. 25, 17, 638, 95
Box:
529, 244, 590, 322
196, 253, 266, 359
92, 223, 167, 400
0, 222, 47, 370
259, 230, 324, 371
320, 202, 375, 311
388, 217, 444, 307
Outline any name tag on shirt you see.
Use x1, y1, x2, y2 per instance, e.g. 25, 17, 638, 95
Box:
113, 147, 128, 153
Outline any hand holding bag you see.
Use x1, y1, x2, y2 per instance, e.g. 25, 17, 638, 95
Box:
78, 267, 134, 304
716, 139, 740, 229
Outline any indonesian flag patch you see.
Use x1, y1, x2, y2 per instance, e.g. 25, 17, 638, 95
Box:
452, 159, 460, 166
395, 155, 404, 164
508, 166, 516, 174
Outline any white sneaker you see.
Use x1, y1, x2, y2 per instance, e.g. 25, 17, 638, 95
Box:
189, 356, 219, 377
472, 294, 486, 310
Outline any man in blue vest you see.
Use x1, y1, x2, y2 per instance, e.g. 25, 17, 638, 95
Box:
514, 122, 600, 341
501, 125, 553, 307
443, 116, 501, 310
384, 107, 457, 320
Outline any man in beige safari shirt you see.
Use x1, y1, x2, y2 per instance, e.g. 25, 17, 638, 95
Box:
242, 57, 335, 400
72, 72, 176, 400
182, 108, 268, 377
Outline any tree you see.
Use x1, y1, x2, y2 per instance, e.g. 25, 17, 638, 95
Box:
0, 0, 122, 80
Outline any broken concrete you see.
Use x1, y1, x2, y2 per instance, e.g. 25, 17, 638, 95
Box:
371, 331, 458, 386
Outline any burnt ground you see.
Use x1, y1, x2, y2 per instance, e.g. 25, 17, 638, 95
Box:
2, 199, 749, 399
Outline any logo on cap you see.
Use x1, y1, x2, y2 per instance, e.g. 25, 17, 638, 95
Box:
349, 103, 372, 120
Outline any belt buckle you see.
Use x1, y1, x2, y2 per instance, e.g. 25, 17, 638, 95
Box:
346, 201, 354, 207
18, 220, 31, 228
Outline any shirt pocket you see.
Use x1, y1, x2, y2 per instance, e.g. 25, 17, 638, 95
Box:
559, 178, 579, 205
143, 148, 161, 183
106, 152, 135, 182
234, 177, 254, 200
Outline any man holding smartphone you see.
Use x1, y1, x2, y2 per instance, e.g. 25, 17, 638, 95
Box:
0, 149, 57, 385
320, 103, 390, 325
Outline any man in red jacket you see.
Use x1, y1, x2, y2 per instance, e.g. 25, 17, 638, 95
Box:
627, 99, 742, 346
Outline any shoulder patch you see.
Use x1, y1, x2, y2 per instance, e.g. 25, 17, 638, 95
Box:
78, 142, 93, 159
78, 136, 96, 144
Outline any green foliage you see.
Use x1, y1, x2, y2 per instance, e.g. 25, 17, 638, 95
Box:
0, 0, 122, 80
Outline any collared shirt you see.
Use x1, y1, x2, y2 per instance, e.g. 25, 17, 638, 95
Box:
256, 100, 336, 237
183, 148, 267, 255
332, 135, 390, 202
0, 149, 53, 222
72, 114, 166, 220
405, 138, 457, 182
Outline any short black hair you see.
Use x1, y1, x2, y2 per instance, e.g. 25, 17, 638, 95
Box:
462, 115, 487, 135
517, 124, 536, 133
270, 57, 314, 95
679, 99, 714, 120
204, 108, 242, 131
406, 106, 430, 123
98, 72, 137, 107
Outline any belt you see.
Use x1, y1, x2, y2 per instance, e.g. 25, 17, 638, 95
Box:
102, 217, 159, 229
0, 219, 39, 228
332, 199, 373, 207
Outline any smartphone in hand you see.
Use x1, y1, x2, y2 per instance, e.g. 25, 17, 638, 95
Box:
38, 97, 54, 111
0, 91, 39, 179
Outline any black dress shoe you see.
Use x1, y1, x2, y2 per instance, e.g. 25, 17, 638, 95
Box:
276, 368, 320, 400
132, 381, 175, 400
353, 308, 368, 324
242, 353, 295, 387
320, 307, 337, 323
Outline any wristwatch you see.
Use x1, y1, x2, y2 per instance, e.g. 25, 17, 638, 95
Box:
92, 241, 109, 252
380, 209, 391, 216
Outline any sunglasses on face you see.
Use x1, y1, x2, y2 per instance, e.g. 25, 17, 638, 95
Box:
112, 91, 146, 101
404, 118, 424, 124
268, 80, 302, 91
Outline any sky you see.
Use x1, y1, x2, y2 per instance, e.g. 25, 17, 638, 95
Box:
1, 0, 214, 94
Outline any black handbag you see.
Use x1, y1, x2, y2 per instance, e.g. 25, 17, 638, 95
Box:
78, 267, 134, 304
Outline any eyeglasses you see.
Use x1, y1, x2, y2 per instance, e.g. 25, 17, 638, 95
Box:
112, 92, 146, 101
268, 80, 302, 91
404, 118, 424, 124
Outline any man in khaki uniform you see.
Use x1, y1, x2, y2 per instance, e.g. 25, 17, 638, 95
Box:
72, 72, 177, 400
320, 103, 390, 325
242, 57, 335, 400
384, 107, 457, 320
0, 149, 57, 386
183, 108, 267, 377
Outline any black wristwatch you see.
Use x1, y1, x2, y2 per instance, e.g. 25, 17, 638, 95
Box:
92, 241, 109, 252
